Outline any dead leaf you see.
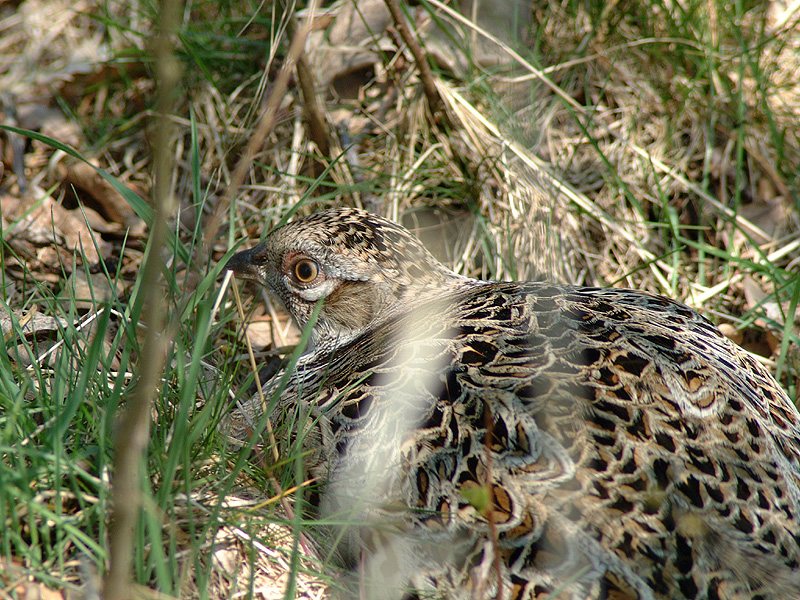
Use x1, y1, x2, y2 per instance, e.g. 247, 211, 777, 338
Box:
75, 204, 123, 235
1, 305, 66, 368
717, 322, 743, 345
245, 318, 277, 349
740, 275, 800, 360
17, 102, 83, 149
1, 185, 112, 267
303, 0, 532, 105
61, 269, 124, 311
743, 275, 796, 326
737, 196, 792, 242
13, 581, 64, 600
0, 558, 64, 600
422, 0, 534, 73
742, 275, 768, 308
1, 305, 68, 341
304, 0, 394, 92
61, 161, 147, 237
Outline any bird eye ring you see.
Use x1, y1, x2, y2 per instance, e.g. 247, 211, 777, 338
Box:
293, 258, 319, 283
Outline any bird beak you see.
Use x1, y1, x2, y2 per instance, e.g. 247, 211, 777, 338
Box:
226, 245, 264, 282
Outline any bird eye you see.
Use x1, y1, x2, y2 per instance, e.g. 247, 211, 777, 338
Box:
293, 258, 319, 283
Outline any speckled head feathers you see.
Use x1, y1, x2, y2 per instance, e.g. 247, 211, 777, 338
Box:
227, 208, 462, 348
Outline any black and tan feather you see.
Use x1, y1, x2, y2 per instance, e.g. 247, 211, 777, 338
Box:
227, 208, 800, 600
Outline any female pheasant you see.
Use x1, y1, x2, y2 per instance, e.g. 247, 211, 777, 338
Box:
227, 207, 800, 600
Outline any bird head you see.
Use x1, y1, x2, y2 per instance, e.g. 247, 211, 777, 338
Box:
226, 208, 461, 350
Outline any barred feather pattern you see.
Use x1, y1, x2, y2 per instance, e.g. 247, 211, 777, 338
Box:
227, 208, 800, 600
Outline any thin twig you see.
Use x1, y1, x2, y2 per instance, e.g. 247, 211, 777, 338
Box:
288, 11, 331, 159
383, 0, 445, 121
103, 0, 182, 598
297, 53, 331, 159
203, 0, 319, 254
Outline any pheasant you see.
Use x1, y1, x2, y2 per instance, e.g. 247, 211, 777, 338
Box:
226, 207, 800, 600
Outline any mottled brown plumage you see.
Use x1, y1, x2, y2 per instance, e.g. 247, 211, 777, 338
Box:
227, 208, 800, 600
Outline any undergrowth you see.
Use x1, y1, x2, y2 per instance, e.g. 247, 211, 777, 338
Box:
0, 0, 797, 598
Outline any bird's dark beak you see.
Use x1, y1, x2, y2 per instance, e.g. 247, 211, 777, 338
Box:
226, 245, 264, 282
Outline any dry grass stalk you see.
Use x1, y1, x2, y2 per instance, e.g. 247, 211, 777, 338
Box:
290, 14, 332, 161
103, 0, 182, 598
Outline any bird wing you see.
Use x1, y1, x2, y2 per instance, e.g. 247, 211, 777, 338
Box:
293, 282, 800, 598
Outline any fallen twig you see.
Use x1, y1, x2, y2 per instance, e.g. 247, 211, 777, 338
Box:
384, 0, 446, 123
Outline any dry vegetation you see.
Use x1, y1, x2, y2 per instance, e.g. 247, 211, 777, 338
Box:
0, 0, 798, 598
